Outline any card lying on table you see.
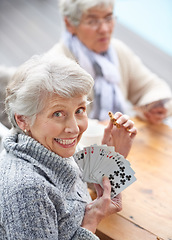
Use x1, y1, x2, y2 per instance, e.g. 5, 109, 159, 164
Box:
134, 98, 171, 113
74, 144, 136, 199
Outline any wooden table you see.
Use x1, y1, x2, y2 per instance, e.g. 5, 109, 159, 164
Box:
92, 117, 172, 240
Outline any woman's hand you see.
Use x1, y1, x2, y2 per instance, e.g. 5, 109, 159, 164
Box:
144, 106, 167, 124
81, 176, 122, 233
101, 112, 137, 158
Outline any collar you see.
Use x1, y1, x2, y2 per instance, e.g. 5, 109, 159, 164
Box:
4, 133, 78, 194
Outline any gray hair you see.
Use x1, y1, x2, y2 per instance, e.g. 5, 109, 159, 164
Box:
5, 54, 94, 131
59, 0, 115, 26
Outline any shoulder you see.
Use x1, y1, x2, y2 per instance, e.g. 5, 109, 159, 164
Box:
111, 38, 136, 59
111, 38, 127, 48
46, 40, 76, 61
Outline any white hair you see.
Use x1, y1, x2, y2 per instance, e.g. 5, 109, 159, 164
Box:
5, 54, 94, 131
59, 0, 115, 26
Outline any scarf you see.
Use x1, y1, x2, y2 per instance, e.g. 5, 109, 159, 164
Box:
63, 31, 126, 121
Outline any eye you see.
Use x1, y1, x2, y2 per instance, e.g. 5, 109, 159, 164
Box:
76, 107, 86, 115
53, 111, 63, 117
105, 15, 114, 23
86, 18, 98, 26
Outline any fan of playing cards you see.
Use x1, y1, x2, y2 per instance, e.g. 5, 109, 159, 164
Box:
74, 144, 136, 199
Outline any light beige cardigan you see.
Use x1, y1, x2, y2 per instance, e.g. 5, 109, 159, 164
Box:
47, 38, 172, 116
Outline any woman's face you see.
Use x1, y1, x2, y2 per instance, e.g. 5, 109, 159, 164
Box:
26, 94, 88, 158
68, 5, 115, 53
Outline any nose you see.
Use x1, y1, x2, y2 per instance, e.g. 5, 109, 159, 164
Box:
64, 116, 79, 134
98, 21, 110, 32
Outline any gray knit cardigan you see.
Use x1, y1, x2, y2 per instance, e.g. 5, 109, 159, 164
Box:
0, 133, 100, 240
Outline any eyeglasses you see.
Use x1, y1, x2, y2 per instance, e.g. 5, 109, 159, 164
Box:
81, 15, 115, 29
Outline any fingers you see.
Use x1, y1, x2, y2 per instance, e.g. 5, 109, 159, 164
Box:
109, 111, 130, 127
108, 111, 121, 128
144, 106, 167, 124
122, 119, 134, 128
94, 183, 103, 198
123, 120, 137, 138
109, 112, 137, 137
113, 112, 129, 124
144, 111, 167, 124
128, 126, 137, 139
111, 193, 122, 202
101, 121, 113, 144
149, 106, 167, 114
102, 179, 122, 212
111, 193, 122, 211
101, 176, 112, 198
94, 177, 112, 199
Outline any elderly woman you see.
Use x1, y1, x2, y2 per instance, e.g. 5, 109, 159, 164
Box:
0, 54, 137, 239
47, 0, 172, 123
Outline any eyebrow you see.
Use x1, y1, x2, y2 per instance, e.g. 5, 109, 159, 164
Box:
86, 12, 113, 19
51, 100, 87, 109
79, 100, 87, 105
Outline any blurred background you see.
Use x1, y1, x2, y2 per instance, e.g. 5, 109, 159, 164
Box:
0, 0, 171, 87
0, 0, 172, 147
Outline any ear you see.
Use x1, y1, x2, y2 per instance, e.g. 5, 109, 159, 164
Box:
15, 114, 29, 132
64, 17, 78, 35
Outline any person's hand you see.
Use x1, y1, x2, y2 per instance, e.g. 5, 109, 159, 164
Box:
101, 112, 137, 158
144, 106, 167, 124
81, 176, 122, 233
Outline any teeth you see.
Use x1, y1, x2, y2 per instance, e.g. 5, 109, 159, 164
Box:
55, 138, 75, 145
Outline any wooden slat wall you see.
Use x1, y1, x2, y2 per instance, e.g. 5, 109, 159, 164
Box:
0, 0, 62, 66
0, 0, 171, 89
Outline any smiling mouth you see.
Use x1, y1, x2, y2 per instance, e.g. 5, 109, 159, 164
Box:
99, 37, 109, 42
54, 138, 76, 145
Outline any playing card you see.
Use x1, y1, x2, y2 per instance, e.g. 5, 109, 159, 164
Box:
95, 153, 136, 198
134, 98, 170, 113
82, 146, 91, 181
107, 163, 136, 198
92, 146, 115, 174
73, 150, 85, 171
88, 144, 100, 182
92, 149, 119, 180
74, 145, 136, 198
108, 170, 136, 198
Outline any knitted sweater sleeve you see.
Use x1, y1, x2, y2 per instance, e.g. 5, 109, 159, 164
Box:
2, 184, 59, 239
2, 182, 99, 240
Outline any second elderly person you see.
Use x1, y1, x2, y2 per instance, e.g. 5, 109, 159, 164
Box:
47, 0, 172, 123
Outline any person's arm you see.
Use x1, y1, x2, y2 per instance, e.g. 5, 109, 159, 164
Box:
2, 184, 59, 239
2, 182, 100, 240
114, 40, 172, 123
79, 113, 135, 234
114, 40, 172, 106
